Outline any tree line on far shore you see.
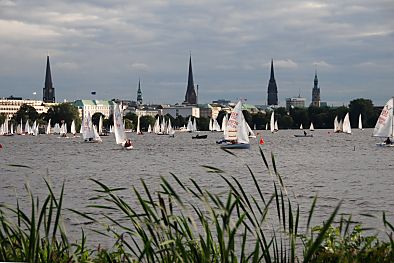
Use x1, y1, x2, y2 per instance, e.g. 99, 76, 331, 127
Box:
0, 98, 380, 132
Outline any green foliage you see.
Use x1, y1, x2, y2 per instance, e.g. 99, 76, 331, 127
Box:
1, 151, 392, 262
91, 112, 104, 128
124, 112, 137, 130
44, 103, 81, 131
140, 115, 155, 131
198, 116, 210, 131
303, 223, 393, 262
12, 104, 39, 124
0, 114, 6, 125
349, 98, 377, 128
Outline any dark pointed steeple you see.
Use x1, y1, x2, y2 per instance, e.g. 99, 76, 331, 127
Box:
137, 78, 143, 106
267, 59, 278, 105
43, 55, 55, 102
311, 70, 320, 107
184, 55, 197, 105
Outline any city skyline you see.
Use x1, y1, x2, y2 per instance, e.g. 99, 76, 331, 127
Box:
0, 1, 393, 106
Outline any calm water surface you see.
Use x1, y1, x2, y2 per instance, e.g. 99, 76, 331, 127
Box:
1, 129, 393, 246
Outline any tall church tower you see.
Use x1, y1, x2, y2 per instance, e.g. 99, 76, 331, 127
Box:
43, 55, 55, 103
184, 55, 197, 105
267, 59, 278, 106
311, 71, 320, 107
137, 79, 143, 106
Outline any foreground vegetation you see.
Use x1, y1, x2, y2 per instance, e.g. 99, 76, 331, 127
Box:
1, 149, 393, 262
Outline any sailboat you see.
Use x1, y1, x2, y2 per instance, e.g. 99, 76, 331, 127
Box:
186, 117, 193, 132
167, 118, 175, 137
334, 116, 341, 133
82, 112, 100, 142
213, 118, 221, 132
358, 114, 364, 130
147, 124, 152, 133
309, 122, 315, 131
93, 125, 103, 142
70, 120, 77, 136
219, 101, 250, 149
342, 113, 352, 134
46, 119, 51, 134
373, 97, 394, 147
245, 121, 256, 138
270, 112, 275, 133
113, 103, 133, 149
300, 124, 303, 130
274, 120, 278, 132
136, 115, 143, 135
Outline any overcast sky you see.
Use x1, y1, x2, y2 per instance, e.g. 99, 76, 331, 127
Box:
0, 0, 393, 106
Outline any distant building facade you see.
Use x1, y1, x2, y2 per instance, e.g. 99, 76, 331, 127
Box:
73, 100, 115, 118
311, 71, 320, 107
162, 105, 200, 118
267, 59, 278, 106
183, 55, 197, 105
0, 97, 52, 119
198, 104, 222, 119
286, 97, 306, 110
43, 56, 55, 103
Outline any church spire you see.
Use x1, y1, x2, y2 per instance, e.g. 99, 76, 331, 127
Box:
137, 78, 143, 106
311, 70, 320, 107
43, 55, 55, 103
184, 55, 197, 105
267, 59, 278, 105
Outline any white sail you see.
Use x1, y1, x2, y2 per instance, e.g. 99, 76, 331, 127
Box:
309, 122, 314, 131
334, 116, 339, 132
265, 123, 268, 130
342, 113, 351, 134
46, 119, 51, 134
53, 123, 60, 134
24, 120, 29, 134
245, 121, 256, 138
136, 115, 142, 134
221, 114, 227, 132
270, 112, 275, 133
82, 112, 95, 141
98, 116, 103, 135
300, 124, 303, 130
168, 118, 175, 136
60, 123, 67, 135
113, 103, 127, 144
373, 97, 394, 138
32, 120, 38, 136
10, 123, 14, 134
193, 118, 197, 132
209, 118, 213, 131
71, 120, 76, 135
187, 117, 193, 132
358, 114, 363, 130
225, 101, 249, 144
93, 125, 102, 142
153, 117, 160, 134
213, 118, 221, 132
274, 120, 278, 131
147, 124, 152, 133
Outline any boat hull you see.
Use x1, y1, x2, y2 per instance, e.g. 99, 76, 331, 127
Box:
376, 143, 394, 147
192, 134, 207, 139
220, 143, 250, 149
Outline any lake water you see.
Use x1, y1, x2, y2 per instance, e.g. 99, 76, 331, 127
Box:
1, 129, 393, 247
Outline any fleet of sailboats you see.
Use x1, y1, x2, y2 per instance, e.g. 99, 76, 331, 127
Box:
4, 98, 394, 150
